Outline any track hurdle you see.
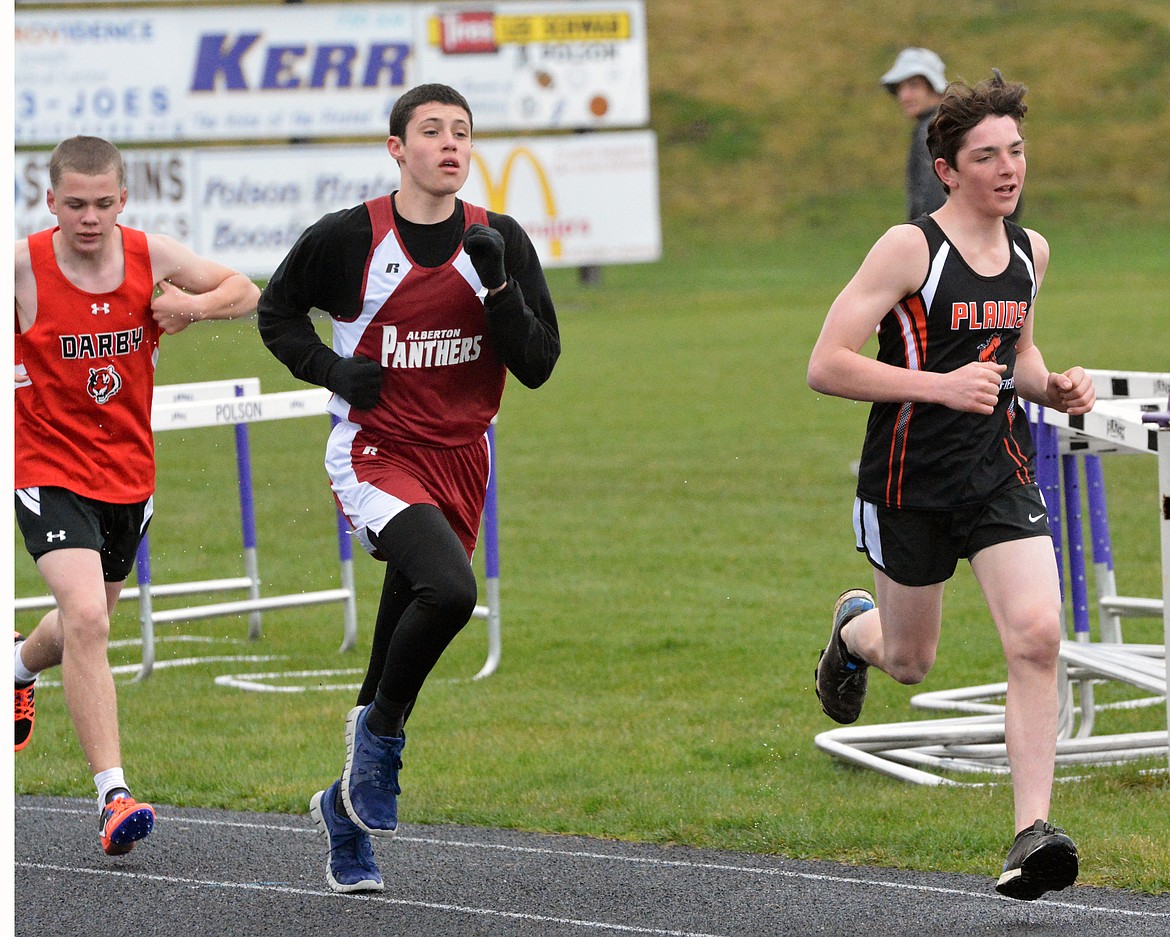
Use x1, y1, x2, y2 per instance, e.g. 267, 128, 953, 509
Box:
1038, 370, 1170, 774
474, 421, 503, 680
814, 369, 1170, 782
1030, 380, 1166, 739
14, 380, 505, 683
1157, 388, 1170, 775
15, 380, 355, 679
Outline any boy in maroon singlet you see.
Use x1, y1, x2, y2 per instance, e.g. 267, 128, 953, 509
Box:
258, 84, 560, 893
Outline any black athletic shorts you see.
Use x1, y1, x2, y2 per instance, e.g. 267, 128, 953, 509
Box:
14, 486, 153, 582
853, 482, 1052, 587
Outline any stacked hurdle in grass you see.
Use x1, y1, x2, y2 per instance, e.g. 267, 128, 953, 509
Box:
815, 369, 1169, 783
14, 379, 503, 683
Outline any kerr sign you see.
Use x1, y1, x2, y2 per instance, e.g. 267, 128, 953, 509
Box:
15, 4, 414, 142
15, 1, 649, 143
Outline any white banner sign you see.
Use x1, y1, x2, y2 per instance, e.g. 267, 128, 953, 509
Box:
15, 147, 198, 242
414, 1, 649, 130
15, 132, 661, 275
14, 1, 649, 143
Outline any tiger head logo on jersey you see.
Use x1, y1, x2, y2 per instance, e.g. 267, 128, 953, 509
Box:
977, 334, 1003, 364
87, 365, 123, 404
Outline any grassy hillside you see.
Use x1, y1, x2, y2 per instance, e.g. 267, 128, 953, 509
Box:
646, 0, 1170, 240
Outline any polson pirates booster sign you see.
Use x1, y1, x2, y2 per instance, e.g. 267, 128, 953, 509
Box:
15, 134, 661, 274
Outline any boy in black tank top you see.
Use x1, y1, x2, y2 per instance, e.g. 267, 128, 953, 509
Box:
807, 72, 1095, 900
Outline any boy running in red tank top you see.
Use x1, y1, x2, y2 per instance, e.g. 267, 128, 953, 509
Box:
14, 135, 260, 855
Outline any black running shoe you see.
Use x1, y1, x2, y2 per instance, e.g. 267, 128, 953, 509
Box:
815, 589, 874, 724
995, 819, 1079, 900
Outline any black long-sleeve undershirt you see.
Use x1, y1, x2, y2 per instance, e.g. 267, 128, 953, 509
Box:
258, 196, 559, 391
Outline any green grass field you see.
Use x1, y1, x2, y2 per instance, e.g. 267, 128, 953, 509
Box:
14, 203, 1169, 893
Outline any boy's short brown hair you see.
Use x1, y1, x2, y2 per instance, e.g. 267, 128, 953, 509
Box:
49, 136, 125, 189
388, 84, 473, 140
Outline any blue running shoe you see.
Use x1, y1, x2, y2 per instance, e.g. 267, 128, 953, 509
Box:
309, 780, 383, 893
341, 704, 404, 837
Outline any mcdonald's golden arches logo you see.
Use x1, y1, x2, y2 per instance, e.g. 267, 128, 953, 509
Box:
471, 147, 562, 259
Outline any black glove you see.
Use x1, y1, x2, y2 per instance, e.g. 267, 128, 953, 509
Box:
325, 354, 382, 410
462, 223, 507, 290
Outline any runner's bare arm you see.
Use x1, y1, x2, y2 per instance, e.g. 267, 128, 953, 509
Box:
147, 233, 260, 334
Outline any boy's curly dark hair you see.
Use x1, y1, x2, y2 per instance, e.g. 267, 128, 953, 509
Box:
927, 69, 1027, 193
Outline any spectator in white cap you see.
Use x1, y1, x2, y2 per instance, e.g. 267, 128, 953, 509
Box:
882, 47, 949, 220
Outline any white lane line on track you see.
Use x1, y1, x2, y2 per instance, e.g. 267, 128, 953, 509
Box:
19, 805, 1169, 920
15, 862, 730, 937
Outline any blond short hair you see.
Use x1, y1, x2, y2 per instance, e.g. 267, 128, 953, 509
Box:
48, 136, 126, 189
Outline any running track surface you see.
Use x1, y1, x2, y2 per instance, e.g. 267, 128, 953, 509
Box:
15, 796, 1170, 936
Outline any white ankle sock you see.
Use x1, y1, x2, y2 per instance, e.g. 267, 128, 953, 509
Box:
14, 639, 37, 685
94, 768, 129, 808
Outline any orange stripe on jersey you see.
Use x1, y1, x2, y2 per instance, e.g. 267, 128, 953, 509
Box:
882, 294, 929, 507
886, 401, 914, 506
1004, 437, 1029, 486
1004, 431, 1032, 485
897, 294, 929, 371
1002, 399, 1033, 485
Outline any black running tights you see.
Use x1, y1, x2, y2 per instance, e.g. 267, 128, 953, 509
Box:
356, 504, 478, 722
